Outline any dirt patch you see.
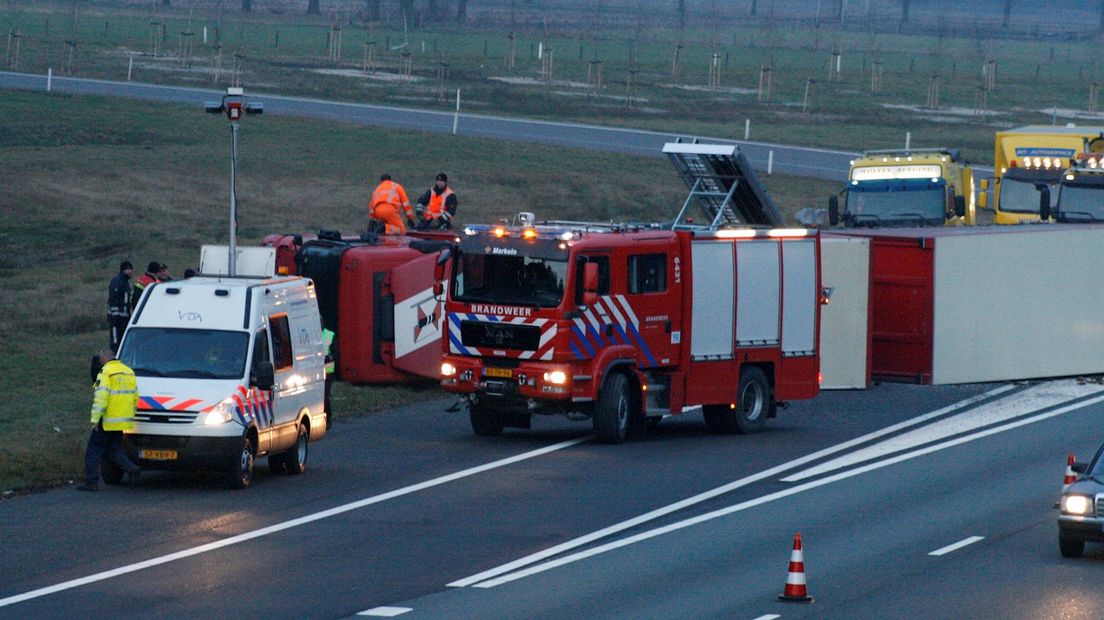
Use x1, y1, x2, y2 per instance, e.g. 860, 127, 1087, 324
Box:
314, 68, 425, 82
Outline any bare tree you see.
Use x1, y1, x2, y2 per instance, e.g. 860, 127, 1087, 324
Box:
400, 0, 414, 26
161, 0, 171, 6
457, 0, 469, 23
901, 0, 910, 23
307, 0, 321, 15
368, 0, 381, 21
677, 0, 686, 31
242, 0, 251, 12
750, 0, 757, 16
1002, 0, 1012, 28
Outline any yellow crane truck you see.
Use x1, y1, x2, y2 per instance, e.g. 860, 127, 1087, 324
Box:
828, 148, 975, 227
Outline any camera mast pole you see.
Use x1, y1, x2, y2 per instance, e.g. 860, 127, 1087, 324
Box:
205, 87, 262, 277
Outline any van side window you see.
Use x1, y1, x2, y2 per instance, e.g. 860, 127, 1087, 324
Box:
269, 314, 294, 371
574, 255, 610, 304
628, 254, 667, 294
251, 329, 270, 373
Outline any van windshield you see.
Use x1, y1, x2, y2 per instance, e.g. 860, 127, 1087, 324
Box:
119, 328, 250, 380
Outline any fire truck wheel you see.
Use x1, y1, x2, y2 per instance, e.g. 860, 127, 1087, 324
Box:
703, 366, 771, 434
593, 372, 630, 444
469, 403, 505, 436
734, 366, 770, 434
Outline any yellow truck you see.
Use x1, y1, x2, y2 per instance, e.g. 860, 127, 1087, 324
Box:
1044, 151, 1104, 222
828, 148, 974, 227
983, 125, 1104, 224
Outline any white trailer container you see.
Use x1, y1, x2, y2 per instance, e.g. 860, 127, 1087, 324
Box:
829, 225, 1104, 384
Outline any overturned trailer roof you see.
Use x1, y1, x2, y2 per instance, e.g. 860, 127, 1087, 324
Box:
663, 141, 785, 229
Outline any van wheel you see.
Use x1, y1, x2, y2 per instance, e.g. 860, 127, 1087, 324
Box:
469, 402, 504, 436
101, 461, 124, 485
703, 366, 771, 434
593, 373, 631, 444
227, 436, 255, 490
283, 423, 309, 475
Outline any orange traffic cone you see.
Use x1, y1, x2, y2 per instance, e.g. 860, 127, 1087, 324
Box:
1062, 453, 1077, 494
778, 533, 814, 603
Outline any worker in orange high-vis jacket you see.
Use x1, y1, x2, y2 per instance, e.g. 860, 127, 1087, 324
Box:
369, 174, 414, 234
415, 172, 458, 230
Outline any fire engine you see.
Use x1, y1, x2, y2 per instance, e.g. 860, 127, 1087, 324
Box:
437, 143, 823, 442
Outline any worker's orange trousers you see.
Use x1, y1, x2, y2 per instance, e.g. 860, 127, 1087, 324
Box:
371, 204, 406, 234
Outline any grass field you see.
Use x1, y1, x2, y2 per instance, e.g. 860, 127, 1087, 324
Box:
0, 88, 835, 493
4, 1, 1104, 165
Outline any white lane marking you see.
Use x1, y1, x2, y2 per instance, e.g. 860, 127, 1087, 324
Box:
783, 380, 1103, 482
752, 615, 781, 620
446, 385, 1013, 587
471, 393, 1104, 588
358, 606, 414, 617
0, 437, 589, 609
929, 536, 985, 557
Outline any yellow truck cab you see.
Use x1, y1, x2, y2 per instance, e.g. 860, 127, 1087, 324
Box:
985, 125, 1104, 224
828, 148, 974, 227
1048, 152, 1104, 223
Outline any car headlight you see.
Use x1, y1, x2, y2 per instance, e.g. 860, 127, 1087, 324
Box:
1063, 495, 1093, 515
203, 397, 236, 425
542, 370, 568, 385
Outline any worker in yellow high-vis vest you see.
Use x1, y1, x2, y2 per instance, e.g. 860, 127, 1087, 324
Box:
78, 348, 141, 491
322, 327, 335, 430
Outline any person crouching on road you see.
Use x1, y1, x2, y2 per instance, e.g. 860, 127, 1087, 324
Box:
415, 172, 458, 230
78, 348, 141, 491
369, 174, 414, 235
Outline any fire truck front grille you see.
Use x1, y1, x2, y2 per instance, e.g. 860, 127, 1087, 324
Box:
461, 321, 541, 351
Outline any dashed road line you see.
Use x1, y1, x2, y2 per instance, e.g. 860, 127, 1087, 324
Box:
357, 606, 414, 617
929, 536, 985, 557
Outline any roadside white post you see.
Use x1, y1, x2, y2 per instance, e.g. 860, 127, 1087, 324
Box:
452, 88, 460, 135
203, 26, 207, 45
46, 68, 52, 91
905, 131, 911, 150
127, 55, 133, 81
745, 118, 750, 140
768, 150, 774, 175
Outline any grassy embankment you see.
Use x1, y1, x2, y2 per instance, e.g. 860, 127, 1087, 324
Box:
0, 89, 835, 492
6, 1, 1103, 164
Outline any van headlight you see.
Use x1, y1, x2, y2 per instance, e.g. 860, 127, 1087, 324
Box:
1063, 495, 1094, 515
203, 398, 237, 425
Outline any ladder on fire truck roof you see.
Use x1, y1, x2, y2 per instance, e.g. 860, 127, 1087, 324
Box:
663, 141, 784, 230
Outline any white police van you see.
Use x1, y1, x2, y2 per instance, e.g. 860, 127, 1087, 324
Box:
117, 248, 327, 488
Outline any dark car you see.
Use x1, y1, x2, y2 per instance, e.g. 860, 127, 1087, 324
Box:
1058, 445, 1104, 557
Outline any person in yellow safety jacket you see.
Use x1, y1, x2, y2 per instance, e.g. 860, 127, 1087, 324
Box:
321, 327, 335, 430
78, 348, 141, 491
369, 174, 414, 235
415, 172, 458, 230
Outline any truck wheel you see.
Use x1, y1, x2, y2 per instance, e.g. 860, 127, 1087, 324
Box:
101, 460, 125, 485
227, 436, 255, 490
734, 366, 770, 434
469, 402, 505, 436
703, 366, 771, 434
1060, 529, 1085, 558
593, 373, 631, 444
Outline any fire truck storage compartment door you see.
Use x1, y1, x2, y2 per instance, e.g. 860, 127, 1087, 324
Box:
736, 240, 780, 346
781, 239, 817, 356
690, 241, 734, 359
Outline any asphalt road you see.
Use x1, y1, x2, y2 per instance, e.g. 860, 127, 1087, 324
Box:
3, 379, 1102, 619
0, 70, 858, 181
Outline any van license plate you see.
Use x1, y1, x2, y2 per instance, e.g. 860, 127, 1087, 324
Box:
485, 367, 512, 378
140, 449, 178, 461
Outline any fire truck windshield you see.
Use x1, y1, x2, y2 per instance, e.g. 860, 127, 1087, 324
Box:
846, 181, 945, 225
453, 251, 569, 308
